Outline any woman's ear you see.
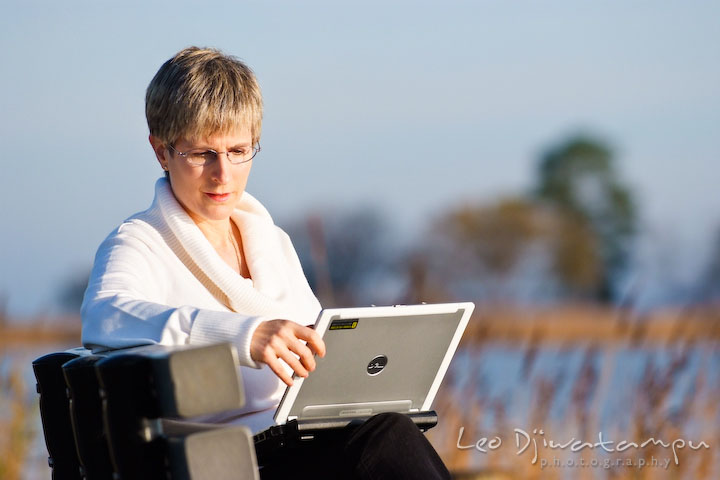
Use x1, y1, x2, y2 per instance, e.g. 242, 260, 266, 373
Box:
149, 135, 168, 170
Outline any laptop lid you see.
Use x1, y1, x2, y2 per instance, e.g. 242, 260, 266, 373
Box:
274, 302, 474, 424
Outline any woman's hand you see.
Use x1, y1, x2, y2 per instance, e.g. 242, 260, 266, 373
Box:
250, 320, 326, 386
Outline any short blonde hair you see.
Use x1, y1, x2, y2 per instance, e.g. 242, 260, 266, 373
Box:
145, 47, 263, 146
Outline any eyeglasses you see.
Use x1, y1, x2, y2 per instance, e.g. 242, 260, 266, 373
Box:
167, 143, 261, 167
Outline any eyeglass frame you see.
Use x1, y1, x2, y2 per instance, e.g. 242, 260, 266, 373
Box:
167, 142, 261, 166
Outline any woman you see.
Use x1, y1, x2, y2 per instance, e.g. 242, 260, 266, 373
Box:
81, 46, 449, 479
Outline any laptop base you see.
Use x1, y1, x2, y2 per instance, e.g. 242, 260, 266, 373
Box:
253, 410, 438, 466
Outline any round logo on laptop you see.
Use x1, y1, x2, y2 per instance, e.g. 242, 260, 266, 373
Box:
366, 355, 388, 376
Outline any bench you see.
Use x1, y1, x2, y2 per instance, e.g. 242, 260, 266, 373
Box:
32, 343, 259, 480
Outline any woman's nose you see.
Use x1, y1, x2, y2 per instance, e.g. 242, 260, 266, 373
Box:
209, 153, 232, 183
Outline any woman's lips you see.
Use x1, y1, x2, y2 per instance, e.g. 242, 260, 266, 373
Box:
205, 192, 232, 202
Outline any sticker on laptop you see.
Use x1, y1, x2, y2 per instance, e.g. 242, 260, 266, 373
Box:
329, 319, 359, 330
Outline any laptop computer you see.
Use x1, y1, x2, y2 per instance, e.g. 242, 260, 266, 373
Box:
253, 302, 474, 463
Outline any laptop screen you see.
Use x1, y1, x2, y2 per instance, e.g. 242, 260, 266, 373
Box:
275, 302, 474, 424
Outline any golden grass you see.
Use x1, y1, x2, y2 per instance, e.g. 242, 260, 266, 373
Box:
463, 304, 720, 345
0, 363, 38, 480
0, 317, 80, 346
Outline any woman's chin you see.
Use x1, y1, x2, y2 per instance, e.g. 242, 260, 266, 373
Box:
203, 207, 235, 222
183, 203, 236, 224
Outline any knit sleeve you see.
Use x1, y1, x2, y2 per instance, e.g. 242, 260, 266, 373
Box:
80, 224, 263, 368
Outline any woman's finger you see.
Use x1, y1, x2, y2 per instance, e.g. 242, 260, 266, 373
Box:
287, 338, 316, 372
295, 325, 326, 358
264, 355, 294, 387
278, 346, 309, 379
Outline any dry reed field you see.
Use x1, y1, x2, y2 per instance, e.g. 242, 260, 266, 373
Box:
429, 305, 720, 479
1, 306, 718, 479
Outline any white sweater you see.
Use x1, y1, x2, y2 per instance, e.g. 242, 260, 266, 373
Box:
81, 178, 321, 431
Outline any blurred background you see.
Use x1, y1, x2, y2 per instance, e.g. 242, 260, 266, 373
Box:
1, 1, 718, 478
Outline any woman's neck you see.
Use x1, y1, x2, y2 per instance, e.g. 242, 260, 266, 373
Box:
192, 216, 233, 250
186, 212, 250, 278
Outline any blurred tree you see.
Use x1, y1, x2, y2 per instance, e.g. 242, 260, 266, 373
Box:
534, 135, 636, 302
425, 197, 604, 303
285, 208, 395, 307
548, 211, 604, 297
697, 226, 720, 302
57, 270, 90, 313
436, 198, 541, 276
400, 252, 452, 305
285, 134, 637, 306
0, 292, 7, 327
427, 197, 546, 303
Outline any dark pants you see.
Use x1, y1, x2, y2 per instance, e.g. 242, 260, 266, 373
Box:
259, 412, 451, 480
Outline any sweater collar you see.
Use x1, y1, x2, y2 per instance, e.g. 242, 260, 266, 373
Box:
153, 178, 291, 312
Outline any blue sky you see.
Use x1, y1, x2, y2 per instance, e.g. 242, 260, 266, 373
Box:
1, 1, 718, 316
